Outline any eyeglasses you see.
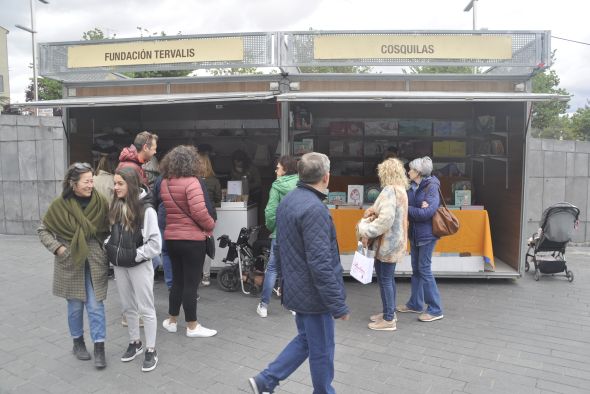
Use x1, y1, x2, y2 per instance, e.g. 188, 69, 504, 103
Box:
73, 162, 92, 171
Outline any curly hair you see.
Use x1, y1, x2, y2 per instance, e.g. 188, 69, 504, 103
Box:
378, 158, 409, 189
161, 145, 200, 179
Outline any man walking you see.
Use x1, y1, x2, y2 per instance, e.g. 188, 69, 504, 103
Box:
117, 131, 158, 187
249, 152, 349, 394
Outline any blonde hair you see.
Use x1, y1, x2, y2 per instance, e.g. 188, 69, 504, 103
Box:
197, 152, 215, 178
378, 158, 409, 189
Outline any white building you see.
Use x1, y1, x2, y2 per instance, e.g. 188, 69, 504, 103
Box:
0, 26, 9, 104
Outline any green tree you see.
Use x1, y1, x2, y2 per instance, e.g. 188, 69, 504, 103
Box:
569, 102, 590, 140
404, 65, 479, 74
82, 27, 116, 40
298, 65, 372, 73
209, 67, 264, 76
25, 77, 63, 102
530, 60, 571, 138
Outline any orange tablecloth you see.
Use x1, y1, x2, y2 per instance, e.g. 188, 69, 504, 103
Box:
330, 208, 495, 268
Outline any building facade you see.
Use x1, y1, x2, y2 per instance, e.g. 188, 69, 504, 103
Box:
0, 26, 10, 104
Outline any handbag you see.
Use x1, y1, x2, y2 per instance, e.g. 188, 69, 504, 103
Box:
164, 180, 216, 259
350, 243, 374, 284
431, 187, 460, 237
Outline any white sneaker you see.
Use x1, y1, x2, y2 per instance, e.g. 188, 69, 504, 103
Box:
256, 303, 268, 318
162, 318, 177, 333
290, 310, 296, 316
186, 324, 217, 338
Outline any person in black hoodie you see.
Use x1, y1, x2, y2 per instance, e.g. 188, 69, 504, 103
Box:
105, 167, 161, 372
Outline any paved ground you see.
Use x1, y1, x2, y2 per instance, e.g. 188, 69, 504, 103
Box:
1, 235, 589, 394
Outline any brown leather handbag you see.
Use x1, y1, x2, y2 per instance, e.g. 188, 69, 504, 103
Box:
431, 187, 460, 237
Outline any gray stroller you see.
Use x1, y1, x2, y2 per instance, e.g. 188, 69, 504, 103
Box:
525, 202, 580, 282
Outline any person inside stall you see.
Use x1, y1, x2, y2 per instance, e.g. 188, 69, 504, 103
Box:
196, 151, 221, 287
230, 149, 261, 204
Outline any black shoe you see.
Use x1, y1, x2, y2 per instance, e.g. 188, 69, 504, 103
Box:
72, 336, 91, 360
142, 349, 158, 372
94, 342, 106, 369
121, 341, 144, 362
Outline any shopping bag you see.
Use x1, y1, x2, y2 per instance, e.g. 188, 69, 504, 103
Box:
350, 245, 374, 284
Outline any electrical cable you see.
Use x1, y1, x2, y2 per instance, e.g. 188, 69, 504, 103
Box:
551, 36, 590, 46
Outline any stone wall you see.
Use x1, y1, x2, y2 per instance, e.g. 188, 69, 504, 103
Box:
526, 138, 590, 244
0, 115, 66, 235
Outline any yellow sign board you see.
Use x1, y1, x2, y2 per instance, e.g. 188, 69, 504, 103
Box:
314, 35, 512, 60
67, 37, 244, 68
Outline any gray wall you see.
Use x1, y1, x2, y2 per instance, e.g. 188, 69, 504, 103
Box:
526, 137, 590, 244
0, 115, 66, 235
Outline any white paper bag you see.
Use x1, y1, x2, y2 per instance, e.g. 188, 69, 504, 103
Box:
350, 245, 374, 284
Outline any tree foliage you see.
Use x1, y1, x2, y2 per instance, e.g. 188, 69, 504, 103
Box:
569, 103, 590, 140
404, 65, 479, 74
528, 51, 573, 139
298, 66, 372, 73
209, 67, 264, 76
25, 77, 63, 102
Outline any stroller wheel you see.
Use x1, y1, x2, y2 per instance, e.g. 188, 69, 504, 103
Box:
217, 266, 239, 292
525, 261, 530, 272
534, 269, 540, 281
566, 270, 574, 283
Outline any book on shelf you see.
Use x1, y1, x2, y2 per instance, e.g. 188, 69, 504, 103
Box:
475, 115, 495, 133
347, 141, 363, 157
347, 185, 364, 206
398, 119, 432, 136
461, 205, 484, 210
327, 192, 347, 205
329, 141, 345, 157
364, 184, 381, 204
455, 190, 472, 206
364, 120, 398, 136
433, 141, 466, 157
294, 138, 314, 155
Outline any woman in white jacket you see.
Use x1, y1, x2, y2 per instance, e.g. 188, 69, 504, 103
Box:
105, 167, 161, 371
358, 158, 409, 331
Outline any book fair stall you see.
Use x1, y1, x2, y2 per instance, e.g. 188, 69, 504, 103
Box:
27, 30, 567, 277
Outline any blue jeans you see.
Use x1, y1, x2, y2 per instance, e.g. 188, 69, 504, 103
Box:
255, 312, 336, 394
374, 260, 396, 321
260, 239, 277, 306
67, 263, 106, 343
407, 240, 443, 316
152, 254, 162, 271
161, 239, 173, 289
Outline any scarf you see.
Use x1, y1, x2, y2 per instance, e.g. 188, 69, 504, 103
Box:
43, 191, 109, 266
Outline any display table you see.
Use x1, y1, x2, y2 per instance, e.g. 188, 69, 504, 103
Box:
211, 204, 258, 269
330, 208, 495, 272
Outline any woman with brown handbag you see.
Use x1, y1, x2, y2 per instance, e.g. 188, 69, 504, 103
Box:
397, 156, 444, 322
358, 158, 409, 331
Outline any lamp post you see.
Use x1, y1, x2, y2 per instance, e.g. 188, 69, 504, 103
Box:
15, 0, 49, 104
463, 0, 478, 30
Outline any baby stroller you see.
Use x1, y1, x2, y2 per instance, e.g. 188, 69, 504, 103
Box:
525, 202, 580, 282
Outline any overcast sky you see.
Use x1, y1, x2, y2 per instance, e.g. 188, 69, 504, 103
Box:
2, 0, 589, 111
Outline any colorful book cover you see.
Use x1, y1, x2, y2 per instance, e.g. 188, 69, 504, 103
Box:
348, 185, 364, 206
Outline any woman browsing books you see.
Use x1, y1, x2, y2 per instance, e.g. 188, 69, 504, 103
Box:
357, 158, 409, 331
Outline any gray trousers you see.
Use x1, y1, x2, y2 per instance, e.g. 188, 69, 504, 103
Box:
114, 262, 157, 349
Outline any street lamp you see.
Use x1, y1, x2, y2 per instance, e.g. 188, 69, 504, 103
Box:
15, 0, 49, 103
464, 0, 478, 30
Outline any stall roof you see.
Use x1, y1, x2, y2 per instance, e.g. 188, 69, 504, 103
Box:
276, 91, 570, 102
19, 91, 276, 108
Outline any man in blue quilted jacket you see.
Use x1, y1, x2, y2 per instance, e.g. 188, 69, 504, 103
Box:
249, 152, 350, 394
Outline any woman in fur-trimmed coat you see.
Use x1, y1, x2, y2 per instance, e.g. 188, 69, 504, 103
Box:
357, 158, 408, 331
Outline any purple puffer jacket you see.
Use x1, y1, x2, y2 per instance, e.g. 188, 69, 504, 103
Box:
407, 175, 440, 244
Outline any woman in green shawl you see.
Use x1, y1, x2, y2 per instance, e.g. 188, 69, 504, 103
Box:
38, 162, 110, 369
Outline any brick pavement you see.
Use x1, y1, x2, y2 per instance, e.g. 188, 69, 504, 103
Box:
1, 235, 589, 393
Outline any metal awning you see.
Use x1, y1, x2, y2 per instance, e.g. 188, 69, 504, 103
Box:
276, 91, 570, 102
19, 91, 276, 108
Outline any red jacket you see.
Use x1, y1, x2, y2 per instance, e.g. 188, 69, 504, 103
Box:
117, 145, 148, 187
161, 177, 215, 241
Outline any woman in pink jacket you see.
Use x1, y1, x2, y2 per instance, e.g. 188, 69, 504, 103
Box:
159, 146, 217, 338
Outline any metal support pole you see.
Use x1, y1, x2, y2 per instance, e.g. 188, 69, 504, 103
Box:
280, 101, 289, 155
30, 0, 38, 103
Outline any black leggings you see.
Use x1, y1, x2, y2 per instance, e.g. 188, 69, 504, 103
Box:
166, 240, 206, 322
